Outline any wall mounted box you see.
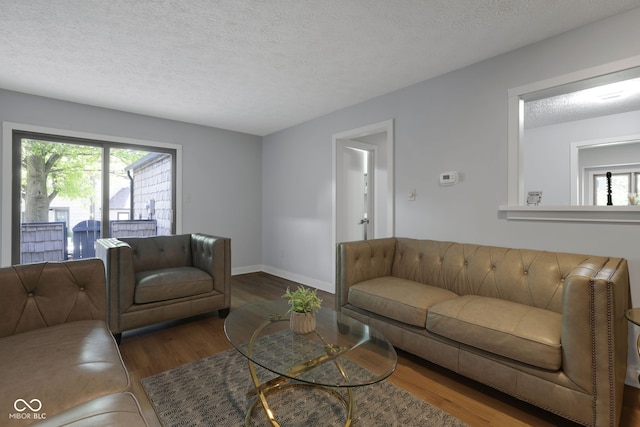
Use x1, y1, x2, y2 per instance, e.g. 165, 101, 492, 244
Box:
439, 171, 458, 185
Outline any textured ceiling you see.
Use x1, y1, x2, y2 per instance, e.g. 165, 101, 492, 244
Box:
1, 1, 640, 136
525, 79, 640, 128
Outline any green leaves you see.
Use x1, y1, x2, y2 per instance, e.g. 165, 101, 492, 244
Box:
282, 285, 322, 313
20, 139, 147, 222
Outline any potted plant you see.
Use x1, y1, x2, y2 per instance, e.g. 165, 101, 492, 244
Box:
283, 285, 322, 334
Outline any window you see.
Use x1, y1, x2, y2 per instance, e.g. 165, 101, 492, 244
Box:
590, 168, 640, 206
503, 56, 640, 222
12, 130, 177, 264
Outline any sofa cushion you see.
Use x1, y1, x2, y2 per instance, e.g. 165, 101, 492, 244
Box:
427, 295, 562, 370
0, 320, 130, 420
348, 276, 459, 327
33, 392, 148, 427
134, 266, 213, 304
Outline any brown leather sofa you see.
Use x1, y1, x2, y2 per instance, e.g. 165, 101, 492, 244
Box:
96, 233, 231, 339
336, 237, 630, 427
0, 258, 147, 426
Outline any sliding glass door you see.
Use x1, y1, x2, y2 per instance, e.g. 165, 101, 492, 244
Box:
12, 131, 176, 264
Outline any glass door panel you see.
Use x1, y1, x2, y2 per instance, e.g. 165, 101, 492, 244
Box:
108, 148, 174, 238
14, 132, 176, 264
20, 138, 102, 263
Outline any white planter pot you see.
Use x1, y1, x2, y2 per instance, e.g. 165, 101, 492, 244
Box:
290, 311, 316, 334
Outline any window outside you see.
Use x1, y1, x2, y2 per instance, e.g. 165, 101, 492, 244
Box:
593, 170, 639, 206
15, 134, 175, 264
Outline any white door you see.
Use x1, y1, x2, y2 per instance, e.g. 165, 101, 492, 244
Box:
337, 142, 374, 242
333, 119, 394, 248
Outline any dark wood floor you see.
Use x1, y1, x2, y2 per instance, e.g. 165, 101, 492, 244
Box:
119, 272, 640, 427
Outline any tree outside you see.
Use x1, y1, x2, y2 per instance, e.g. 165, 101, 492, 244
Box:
17, 136, 168, 264
22, 139, 101, 222
21, 139, 146, 223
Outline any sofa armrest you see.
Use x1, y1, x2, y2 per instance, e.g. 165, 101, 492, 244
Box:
0, 259, 107, 338
562, 257, 629, 427
96, 238, 136, 334
191, 233, 231, 299
335, 238, 397, 312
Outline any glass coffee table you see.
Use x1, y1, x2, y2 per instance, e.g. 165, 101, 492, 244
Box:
625, 308, 640, 383
224, 300, 397, 427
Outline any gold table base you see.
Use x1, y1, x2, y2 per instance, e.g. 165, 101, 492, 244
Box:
244, 315, 355, 427
245, 362, 354, 427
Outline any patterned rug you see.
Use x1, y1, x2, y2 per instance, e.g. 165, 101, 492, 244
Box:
142, 348, 468, 426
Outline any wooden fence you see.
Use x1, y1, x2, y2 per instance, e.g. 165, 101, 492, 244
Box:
21, 222, 68, 263
110, 220, 157, 238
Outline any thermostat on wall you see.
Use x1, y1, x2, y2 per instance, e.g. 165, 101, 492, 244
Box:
439, 171, 458, 185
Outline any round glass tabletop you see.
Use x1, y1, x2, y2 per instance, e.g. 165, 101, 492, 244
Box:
626, 308, 640, 326
224, 300, 397, 388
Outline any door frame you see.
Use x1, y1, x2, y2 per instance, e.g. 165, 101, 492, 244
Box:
332, 118, 394, 268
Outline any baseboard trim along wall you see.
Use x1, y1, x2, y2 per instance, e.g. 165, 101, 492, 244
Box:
262, 266, 334, 294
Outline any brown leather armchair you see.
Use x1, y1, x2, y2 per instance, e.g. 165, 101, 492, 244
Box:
96, 233, 231, 340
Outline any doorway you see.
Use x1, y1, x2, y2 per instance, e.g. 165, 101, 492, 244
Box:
333, 119, 394, 248
337, 141, 375, 242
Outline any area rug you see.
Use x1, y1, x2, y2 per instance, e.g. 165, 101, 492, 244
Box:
142, 348, 468, 426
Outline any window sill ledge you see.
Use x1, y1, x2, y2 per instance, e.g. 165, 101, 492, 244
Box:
499, 205, 640, 223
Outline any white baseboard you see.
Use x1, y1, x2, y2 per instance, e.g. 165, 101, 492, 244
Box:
263, 266, 334, 294
231, 265, 263, 276
233, 265, 334, 294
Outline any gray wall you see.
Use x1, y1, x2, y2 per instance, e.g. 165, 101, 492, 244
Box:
261, 8, 640, 383
263, 8, 640, 294
2, 6, 640, 385
0, 89, 263, 272
524, 109, 640, 205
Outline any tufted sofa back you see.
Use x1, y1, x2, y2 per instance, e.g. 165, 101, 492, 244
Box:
392, 238, 611, 313
120, 234, 192, 273
0, 258, 107, 338
336, 237, 616, 315
191, 233, 216, 274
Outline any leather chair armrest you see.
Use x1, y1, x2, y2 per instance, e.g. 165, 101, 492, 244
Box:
96, 238, 136, 334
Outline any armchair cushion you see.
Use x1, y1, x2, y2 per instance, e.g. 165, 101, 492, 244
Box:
134, 266, 214, 304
